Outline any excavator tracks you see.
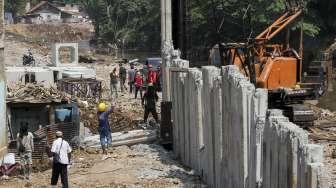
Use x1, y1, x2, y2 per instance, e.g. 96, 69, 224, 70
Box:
283, 104, 316, 127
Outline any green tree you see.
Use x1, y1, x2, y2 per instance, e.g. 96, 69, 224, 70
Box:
80, 0, 160, 50
5, 0, 26, 23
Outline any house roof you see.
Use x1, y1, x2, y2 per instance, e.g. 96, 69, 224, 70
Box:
26, 1, 79, 16
27, 1, 62, 14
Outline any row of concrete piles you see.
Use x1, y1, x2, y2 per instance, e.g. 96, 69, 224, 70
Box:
169, 62, 328, 188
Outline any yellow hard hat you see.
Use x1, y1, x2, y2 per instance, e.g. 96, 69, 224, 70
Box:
98, 102, 107, 112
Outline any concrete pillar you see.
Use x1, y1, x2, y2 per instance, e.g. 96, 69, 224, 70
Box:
160, 0, 172, 43
171, 70, 178, 157
187, 68, 203, 172
0, 0, 6, 158
201, 66, 221, 187
160, 0, 174, 102
212, 75, 223, 188
179, 72, 187, 163
252, 89, 267, 187
221, 65, 257, 188
183, 70, 190, 166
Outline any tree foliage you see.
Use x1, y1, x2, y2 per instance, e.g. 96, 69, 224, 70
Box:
5, 0, 26, 22
4, 0, 336, 52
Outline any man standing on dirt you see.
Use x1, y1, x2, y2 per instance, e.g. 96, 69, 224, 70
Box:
142, 84, 159, 124
97, 102, 114, 156
119, 63, 127, 92
17, 124, 34, 180
110, 68, 118, 99
128, 63, 136, 93
134, 71, 144, 99
51, 131, 72, 188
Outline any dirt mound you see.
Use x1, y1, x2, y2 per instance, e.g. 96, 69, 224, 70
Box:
6, 23, 93, 44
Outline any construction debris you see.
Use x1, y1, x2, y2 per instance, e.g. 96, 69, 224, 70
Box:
81, 107, 141, 134
307, 105, 336, 141
57, 78, 102, 103
80, 130, 157, 148
7, 83, 70, 103
79, 55, 96, 64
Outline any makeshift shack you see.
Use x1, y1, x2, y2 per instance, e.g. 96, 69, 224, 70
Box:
6, 84, 80, 161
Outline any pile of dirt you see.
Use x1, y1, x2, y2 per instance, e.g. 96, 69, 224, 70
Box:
6, 23, 93, 44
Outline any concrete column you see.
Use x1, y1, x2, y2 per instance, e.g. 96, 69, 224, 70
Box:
161, 0, 174, 102
171, 70, 178, 157
160, 0, 172, 43
212, 75, 223, 188
171, 58, 189, 159
187, 68, 203, 172
183, 70, 190, 166
0, 0, 6, 158
179, 73, 187, 163
252, 89, 267, 187
201, 66, 220, 187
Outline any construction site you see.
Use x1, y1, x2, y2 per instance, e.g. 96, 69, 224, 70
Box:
0, 0, 335, 188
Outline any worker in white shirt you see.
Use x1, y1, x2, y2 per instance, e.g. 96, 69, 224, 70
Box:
50, 131, 72, 188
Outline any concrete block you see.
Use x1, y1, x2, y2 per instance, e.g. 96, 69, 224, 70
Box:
307, 163, 329, 188
52, 43, 79, 67
305, 144, 324, 164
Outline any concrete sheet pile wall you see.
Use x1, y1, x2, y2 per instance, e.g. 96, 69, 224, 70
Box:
169, 64, 327, 188
171, 66, 203, 171
264, 110, 328, 188
221, 65, 268, 188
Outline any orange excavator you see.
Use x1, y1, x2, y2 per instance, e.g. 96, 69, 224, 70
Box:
209, 5, 329, 126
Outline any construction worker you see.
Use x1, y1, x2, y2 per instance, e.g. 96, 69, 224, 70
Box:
142, 84, 159, 123
134, 71, 144, 99
97, 102, 114, 155
119, 63, 127, 92
147, 64, 157, 85
110, 68, 118, 99
17, 124, 34, 180
128, 64, 136, 93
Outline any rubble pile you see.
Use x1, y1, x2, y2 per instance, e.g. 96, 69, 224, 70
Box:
7, 84, 70, 103
81, 106, 141, 134
307, 105, 336, 141
311, 105, 336, 121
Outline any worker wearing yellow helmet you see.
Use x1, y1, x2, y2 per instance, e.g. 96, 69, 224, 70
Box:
97, 102, 114, 155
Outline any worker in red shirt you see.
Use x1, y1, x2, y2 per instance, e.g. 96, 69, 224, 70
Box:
134, 71, 144, 99
147, 64, 157, 85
